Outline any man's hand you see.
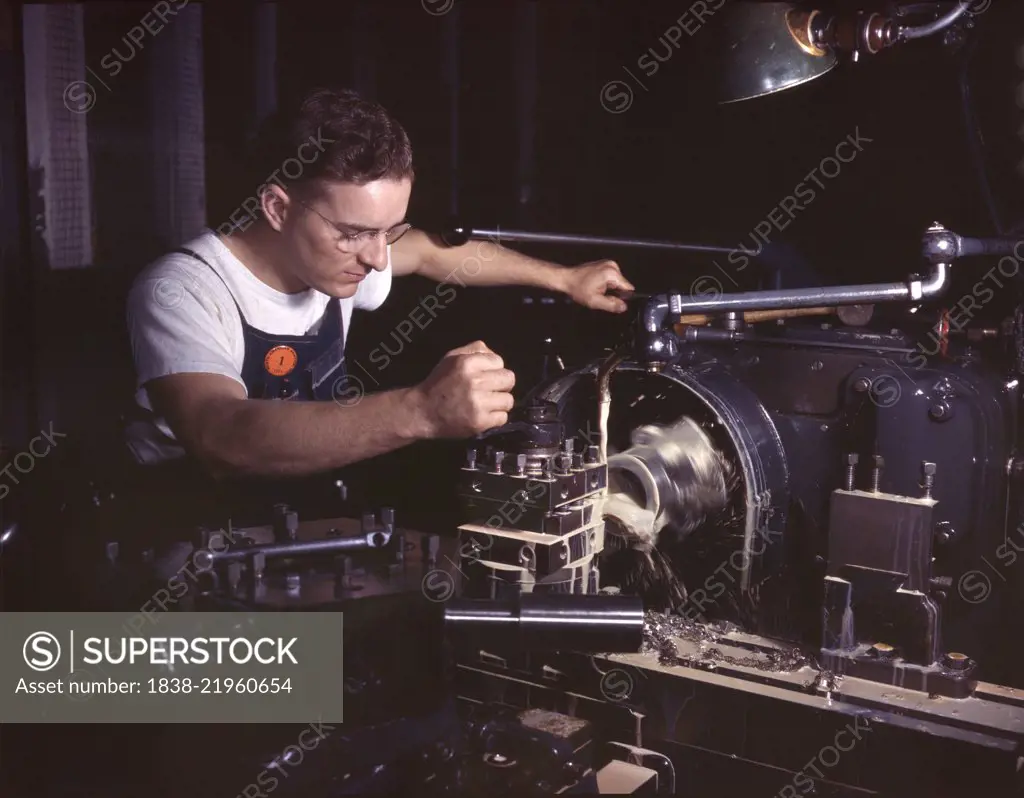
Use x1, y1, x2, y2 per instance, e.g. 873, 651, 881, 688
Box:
409, 341, 516, 438
563, 260, 635, 313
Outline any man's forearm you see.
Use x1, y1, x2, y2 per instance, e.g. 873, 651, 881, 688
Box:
198, 389, 427, 478
404, 230, 571, 292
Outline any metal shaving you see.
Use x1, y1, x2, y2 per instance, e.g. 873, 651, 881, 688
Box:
641, 610, 813, 673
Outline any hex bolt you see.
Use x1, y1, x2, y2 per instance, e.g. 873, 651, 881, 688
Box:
585, 445, 600, 465
871, 455, 884, 493
542, 456, 554, 478
563, 438, 575, 455
572, 452, 584, 470
493, 451, 505, 474
921, 461, 936, 499
466, 449, 477, 470
515, 454, 527, 476
335, 479, 348, 502
844, 453, 859, 491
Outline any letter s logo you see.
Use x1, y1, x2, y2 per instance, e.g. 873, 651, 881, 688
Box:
23, 632, 61, 672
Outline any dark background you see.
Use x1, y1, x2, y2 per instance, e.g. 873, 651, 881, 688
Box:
2, 0, 1024, 461
2, 2, 1024, 794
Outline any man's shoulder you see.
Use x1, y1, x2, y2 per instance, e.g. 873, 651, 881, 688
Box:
128, 231, 235, 317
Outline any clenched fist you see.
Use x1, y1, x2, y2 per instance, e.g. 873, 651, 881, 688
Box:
410, 341, 516, 438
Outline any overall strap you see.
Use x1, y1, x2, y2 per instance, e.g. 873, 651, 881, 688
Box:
174, 246, 249, 323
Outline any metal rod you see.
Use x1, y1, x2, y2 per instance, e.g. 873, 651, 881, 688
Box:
445, 594, 645, 653
194, 533, 390, 569
679, 326, 920, 354
448, 226, 735, 255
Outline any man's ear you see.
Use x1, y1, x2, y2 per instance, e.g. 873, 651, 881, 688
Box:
260, 183, 290, 231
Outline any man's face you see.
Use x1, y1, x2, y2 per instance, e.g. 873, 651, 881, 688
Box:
280, 177, 412, 297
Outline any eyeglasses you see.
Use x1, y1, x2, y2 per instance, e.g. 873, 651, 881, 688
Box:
294, 198, 412, 250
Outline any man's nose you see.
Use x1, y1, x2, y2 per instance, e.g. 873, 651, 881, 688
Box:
358, 236, 389, 271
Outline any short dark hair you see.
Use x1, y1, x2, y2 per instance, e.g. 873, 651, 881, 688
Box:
242, 87, 414, 194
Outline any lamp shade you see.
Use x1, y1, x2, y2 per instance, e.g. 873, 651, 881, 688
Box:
715, 2, 838, 104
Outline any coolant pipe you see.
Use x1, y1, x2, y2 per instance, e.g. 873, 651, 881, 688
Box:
643, 259, 949, 327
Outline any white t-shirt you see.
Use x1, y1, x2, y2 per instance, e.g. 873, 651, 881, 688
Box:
124, 229, 392, 463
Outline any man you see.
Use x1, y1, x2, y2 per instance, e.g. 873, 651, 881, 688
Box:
125, 87, 634, 485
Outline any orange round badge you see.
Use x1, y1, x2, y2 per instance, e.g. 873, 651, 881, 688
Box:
265, 346, 298, 376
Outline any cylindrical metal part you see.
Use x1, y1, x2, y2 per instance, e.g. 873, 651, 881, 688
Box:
448, 226, 735, 255
444, 594, 645, 652
194, 533, 391, 570
606, 419, 728, 540
871, 455, 884, 493
844, 453, 859, 491
642, 260, 948, 323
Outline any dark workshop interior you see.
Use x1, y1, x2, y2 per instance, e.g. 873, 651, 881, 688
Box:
4, 0, 1024, 795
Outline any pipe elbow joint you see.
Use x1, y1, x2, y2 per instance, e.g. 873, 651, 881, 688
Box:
913, 262, 950, 300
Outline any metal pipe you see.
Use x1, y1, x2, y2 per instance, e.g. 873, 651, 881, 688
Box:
928, 232, 1024, 260
193, 532, 391, 569
643, 261, 949, 329
444, 594, 645, 652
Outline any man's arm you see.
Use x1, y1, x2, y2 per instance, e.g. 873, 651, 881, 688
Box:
147, 340, 514, 480
390, 229, 635, 313
127, 265, 514, 479
148, 375, 423, 478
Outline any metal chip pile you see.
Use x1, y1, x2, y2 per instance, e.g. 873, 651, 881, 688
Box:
640, 610, 813, 673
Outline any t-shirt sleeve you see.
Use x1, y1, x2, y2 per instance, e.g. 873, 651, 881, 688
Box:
353, 246, 393, 311
126, 266, 247, 393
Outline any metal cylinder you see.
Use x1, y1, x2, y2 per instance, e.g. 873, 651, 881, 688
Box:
193, 533, 390, 570
443, 594, 645, 652
606, 418, 728, 540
